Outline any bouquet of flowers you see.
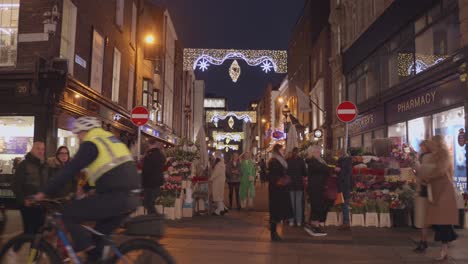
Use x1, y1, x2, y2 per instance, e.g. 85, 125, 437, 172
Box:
376, 198, 390, 213
350, 201, 366, 214
365, 199, 377, 213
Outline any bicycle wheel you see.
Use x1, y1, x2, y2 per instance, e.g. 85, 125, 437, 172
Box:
110, 238, 175, 264
0, 234, 62, 264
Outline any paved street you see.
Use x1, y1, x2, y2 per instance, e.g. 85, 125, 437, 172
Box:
1, 184, 468, 264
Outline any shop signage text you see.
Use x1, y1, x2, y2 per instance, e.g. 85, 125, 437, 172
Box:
348, 107, 385, 136
397, 91, 436, 113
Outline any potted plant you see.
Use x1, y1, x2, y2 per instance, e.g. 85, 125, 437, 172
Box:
365, 199, 379, 227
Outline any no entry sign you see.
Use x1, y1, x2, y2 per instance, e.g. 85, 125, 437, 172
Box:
131, 106, 149, 126
336, 101, 358, 123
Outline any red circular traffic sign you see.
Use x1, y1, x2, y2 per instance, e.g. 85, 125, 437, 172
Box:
131, 106, 149, 126
336, 101, 358, 123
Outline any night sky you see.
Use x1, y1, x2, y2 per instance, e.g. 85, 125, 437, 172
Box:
161, 0, 306, 110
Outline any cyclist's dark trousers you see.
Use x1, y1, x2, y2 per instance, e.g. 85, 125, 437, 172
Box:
62, 192, 139, 252
143, 187, 160, 214
19, 206, 45, 234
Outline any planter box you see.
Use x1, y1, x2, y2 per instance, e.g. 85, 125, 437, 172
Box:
390, 209, 408, 227
365, 213, 379, 227
182, 208, 193, 218
379, 213, 391, 228
351, 214, 365, 227
175, 198, 182, 219
164, 207, 176, 220
325, 212, 339, 226
155, 205, 164, 215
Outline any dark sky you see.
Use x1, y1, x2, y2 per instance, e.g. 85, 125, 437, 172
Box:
162, 0, 306, 110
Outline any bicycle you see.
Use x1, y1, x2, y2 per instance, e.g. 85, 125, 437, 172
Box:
0, 198, 175, 263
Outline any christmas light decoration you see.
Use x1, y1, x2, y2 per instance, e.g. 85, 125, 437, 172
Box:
229, 60, 241, 82
212, 131, 245, 142
398, 53, 449, 76
205, 111, 257, 125
183, 48, 287, 74
215, 143, 239, 151
228, 117, 235, 128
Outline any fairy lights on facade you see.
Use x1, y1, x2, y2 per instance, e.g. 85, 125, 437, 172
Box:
398, 53, 449, 76
205, 111, 257, 126
183, 48, 287, 75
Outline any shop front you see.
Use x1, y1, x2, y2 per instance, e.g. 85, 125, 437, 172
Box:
348, 106, 385, 153
386, 75, 467, 190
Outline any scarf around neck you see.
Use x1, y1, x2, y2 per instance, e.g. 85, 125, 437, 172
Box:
272, 152, 288, 169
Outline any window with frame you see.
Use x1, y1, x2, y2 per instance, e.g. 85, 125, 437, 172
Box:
60, 0, 77, 75
0, 0, 19, 66
142, 79, 150, 107
127, 65, 134, 110
90, 30, 104, 93
131, 3, 136, 47
116, 0, 124, 28
111, 48, 121, 102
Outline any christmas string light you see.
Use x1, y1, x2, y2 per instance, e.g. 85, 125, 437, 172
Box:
229, 60, 241, 82
183, 48, 287, 73
205, 111, 257, 124
398, 53, 449, 76
212, 131, 245, 142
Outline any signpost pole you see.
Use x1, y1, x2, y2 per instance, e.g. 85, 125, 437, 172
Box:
344, 122, 349, 156
137, 126, 141, 161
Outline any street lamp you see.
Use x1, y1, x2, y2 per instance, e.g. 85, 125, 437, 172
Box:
143, 34, 158, 61
145, 34, 155, 44
261, 118, 266, 124
278, 96, 284, 104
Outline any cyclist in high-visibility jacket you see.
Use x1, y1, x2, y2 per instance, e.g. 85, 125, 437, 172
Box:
35, 116, 141, 259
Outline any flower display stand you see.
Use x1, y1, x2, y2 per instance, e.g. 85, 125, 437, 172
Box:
365, 213, 379, 227
390, 209, 407, 227
325, 212, 339, 226
175, 198, 183, 219
351, 214, 365, 227
155, 205, 164, 215
164, 207, 176, 220
379, 213, 391, 227
183, 207, 193, 218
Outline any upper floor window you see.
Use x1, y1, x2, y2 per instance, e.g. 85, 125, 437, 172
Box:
90, 30, 104, 93
111, 48, 121, 102
60, 0, 77, 75
116, 0, 124, 28
0, 0, 19, 66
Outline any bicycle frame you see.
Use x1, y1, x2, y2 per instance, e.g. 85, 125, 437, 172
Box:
27, 212, 129, 264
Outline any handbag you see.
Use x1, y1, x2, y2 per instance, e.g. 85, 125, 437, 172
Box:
277, 174, 291, 187
334, 192, 344, 205
323, 176, 338, 201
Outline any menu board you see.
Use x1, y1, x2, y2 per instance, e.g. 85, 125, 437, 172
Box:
0, 137, 32, 154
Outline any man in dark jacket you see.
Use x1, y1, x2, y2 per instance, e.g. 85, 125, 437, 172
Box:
13, 141, 48, 234
142, 138, 166, 214
337, 151, 353, 230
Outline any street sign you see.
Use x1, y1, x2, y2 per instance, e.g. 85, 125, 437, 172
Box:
131, 106, 149, 126
336, 101, 358, 123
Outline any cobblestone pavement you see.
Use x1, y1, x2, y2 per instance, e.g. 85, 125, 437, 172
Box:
1, 184, 467, 264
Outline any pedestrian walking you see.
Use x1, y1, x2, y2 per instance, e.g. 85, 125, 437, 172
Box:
416, 135, 458, 261
141, 138, 166, 215
226, 152, 241, 210
286, 147, 306, 227
259, 158, 267, 185
413, 140, 431, 253
336, 150, 352, 231
12, 141, 48, 234
47, 146, 76, 198
240, 151, 256, 210
211, 151, 227, 216
304, 145, 331, 237
268, 144, 293, 241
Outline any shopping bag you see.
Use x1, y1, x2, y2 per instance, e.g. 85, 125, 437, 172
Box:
334, 192, 344, 205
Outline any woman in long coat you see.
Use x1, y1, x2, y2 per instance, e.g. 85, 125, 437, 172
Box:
210, 151, 227, 216
417, 135, 458, 260
304, 145, 331, 237
226, 152, 241, 210
268, 144, 293, 241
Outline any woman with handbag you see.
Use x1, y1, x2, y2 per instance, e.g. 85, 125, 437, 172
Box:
304, 145, 331, 237
240, 151, 256, 210
267, 144, 293, 241
286, 147, 307, 227
416, 136, 458, 261
414, 140, 431, 253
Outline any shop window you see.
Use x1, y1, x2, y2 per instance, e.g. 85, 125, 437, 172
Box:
373, 128, 385, 139
408, 116, 431, 152
111, 48, 121, 102
388, 122, 407, 147
90, 30, 104, 93
57, 129, 79, 157
60, 0, 77, 75
433, 107, 466, 190
363, 132, 373, 153
0, 0, 19, 66
350, 135, 362, 148
0, 116, 34, 174
356, 75, 367, 104
348, 82, 356, 103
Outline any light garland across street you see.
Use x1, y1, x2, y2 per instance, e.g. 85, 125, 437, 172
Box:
212, 131, 245, 142
205, 110, 257, 125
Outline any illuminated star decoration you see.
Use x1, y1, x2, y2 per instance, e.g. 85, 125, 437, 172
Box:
197, 59, 209, 71
261, 61, 273, 73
